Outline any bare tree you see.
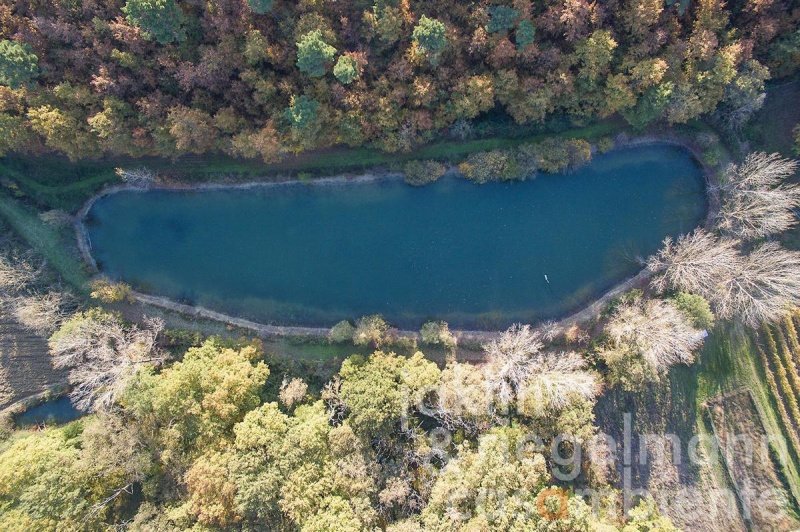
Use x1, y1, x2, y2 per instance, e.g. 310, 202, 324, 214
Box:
483, 324, 600, 410
715, 242, 800, 327
716, 152, 800, 240
483, 324, 544, 404
116, 167, 157, 188
606, 298, 704, 372
517, 350, 602, 411
12, 291, 70, 335
648, 230, 800, 327
647, 229, 741, 296
49, 311, 166, 411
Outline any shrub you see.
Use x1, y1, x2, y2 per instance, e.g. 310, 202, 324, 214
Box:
457, 149, 532, 183
793, 123, 800, 156
89, 278, 132, 303
596, 137, 614, 153
404, 160, 447, 186
420, 320, 456, 349
673, 292, 715, 330
353, 314, 389, 347
525, 138, 592, 173
328, 320, 355, 343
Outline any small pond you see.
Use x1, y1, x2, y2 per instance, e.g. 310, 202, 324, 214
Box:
86, 144, 706, 329
15, 397, 84, 427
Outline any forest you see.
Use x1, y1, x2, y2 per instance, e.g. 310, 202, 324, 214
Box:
0, 0, 797, 161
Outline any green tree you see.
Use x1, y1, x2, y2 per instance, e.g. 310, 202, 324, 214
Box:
247, 0, 274, 14
123, 339, 269, 464
123, 0, 186, 44
297, 30, 336, 78
515, 20, 536, 49
412, 16, 447, 64
673, 292, 715, 329
487, 6, 519, 34
338, 351, 439, 435
0, 40, 38, 89
285, 94, 323, 149
333, 54, 360, 84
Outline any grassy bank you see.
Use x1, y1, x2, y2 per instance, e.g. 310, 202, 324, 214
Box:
0, 117, 625, 212
0, 193, 89, 293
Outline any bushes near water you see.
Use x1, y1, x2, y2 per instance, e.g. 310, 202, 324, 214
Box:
455, 138, 594, 184
403, 160, 447, 186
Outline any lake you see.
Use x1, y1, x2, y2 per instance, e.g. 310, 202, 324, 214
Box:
86, 144, 706, 329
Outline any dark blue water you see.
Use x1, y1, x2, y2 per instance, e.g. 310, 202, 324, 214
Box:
87, 144, 706, 329
15, 397, 83, 427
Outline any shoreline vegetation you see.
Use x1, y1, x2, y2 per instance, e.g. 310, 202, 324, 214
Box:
72, 133, 720, 341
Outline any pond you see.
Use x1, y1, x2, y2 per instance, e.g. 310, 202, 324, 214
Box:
15, 397, 84, 427
86, 144, 706, 329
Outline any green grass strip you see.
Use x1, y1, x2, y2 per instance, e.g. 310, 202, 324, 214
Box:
0, 193, 89, 293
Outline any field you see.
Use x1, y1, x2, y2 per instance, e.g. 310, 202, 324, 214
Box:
706, 389, 799, 530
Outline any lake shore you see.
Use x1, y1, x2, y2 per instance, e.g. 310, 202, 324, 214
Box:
74, 133, 723, 342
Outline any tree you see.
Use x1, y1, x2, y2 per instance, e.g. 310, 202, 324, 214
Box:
49, 310, 165, 411
0, 254, 37, 292
419, 427, 602, 530
647, 229, 741, 298
352, 314, 389, 347
0, 426, 111, 529
279, 377, 308, 409
297, 30, 336, 78
12, 292, 69, 335
123, 339, 269, 465
672, 292, 715, 329
167, 105, 219, 154
716, 152, 800, 240
285, 95, 323, 150
0, 40, 37, 89
515, 20, 536, 49
27, 105, 96, 160
247, 0, 273, 14
123, 0, 186, 44
231, 402, 376, 528
716, 243, 800, 327
419, 320, 456, 349
487, 6, 519, 34
337, 351, 439, 435
574, 30, 617, 82
333, 54, 360, 84
604, 296, 704, 375
649, 230, 800, 326
412, 16, 447, 64
483, 324, 600, 414
328, 320, 356, 343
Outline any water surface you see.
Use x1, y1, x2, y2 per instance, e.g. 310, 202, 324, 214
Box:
87, 144, 705, 329
15, 397, 83, 427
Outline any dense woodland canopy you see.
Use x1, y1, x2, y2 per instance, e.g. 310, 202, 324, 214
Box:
0, 0, 798, 160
